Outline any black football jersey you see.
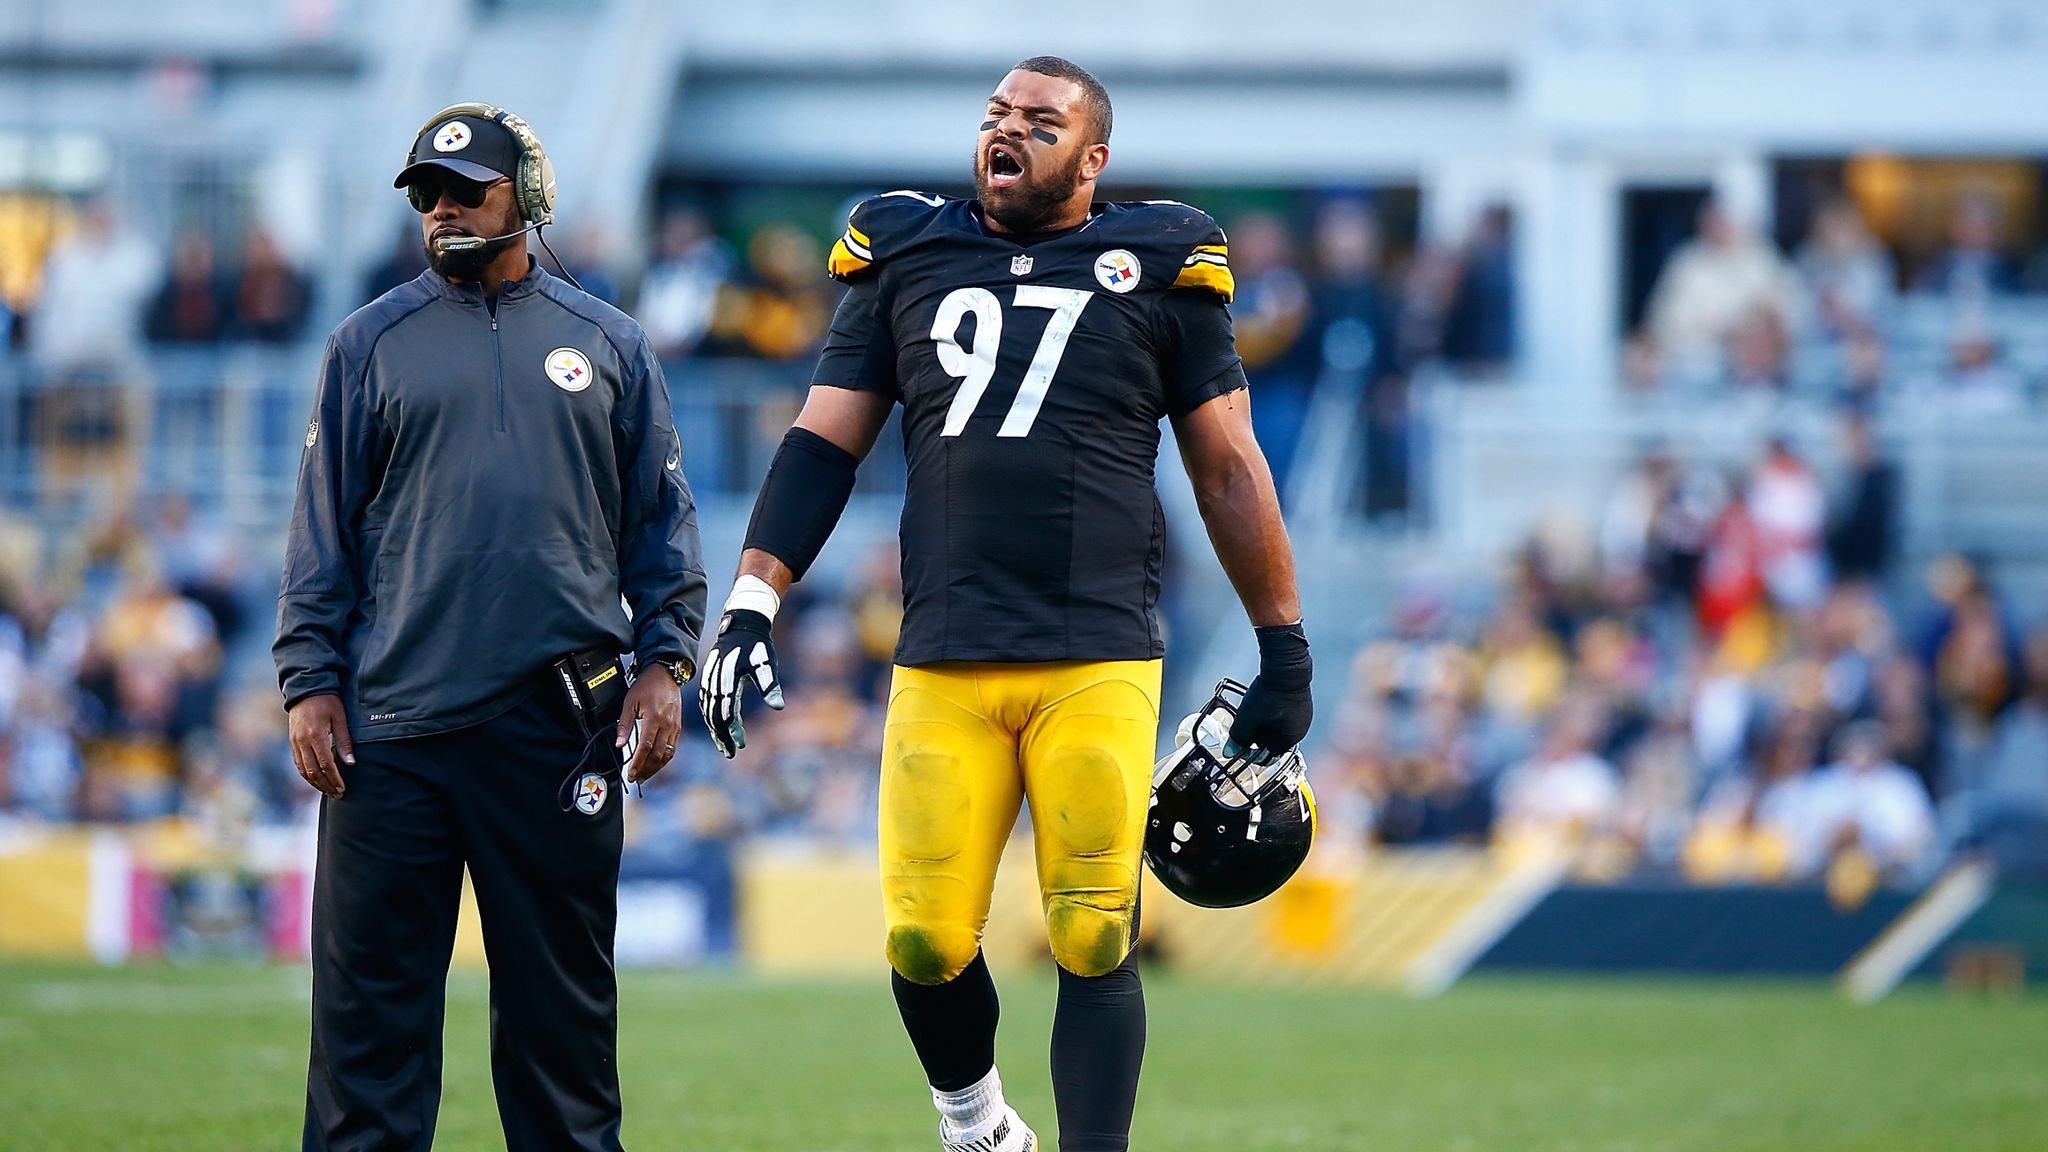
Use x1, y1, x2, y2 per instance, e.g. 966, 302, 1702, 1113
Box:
814, 191, 1246, 666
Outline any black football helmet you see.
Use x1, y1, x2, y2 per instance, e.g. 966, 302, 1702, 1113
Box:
1144, 679, 1316, 909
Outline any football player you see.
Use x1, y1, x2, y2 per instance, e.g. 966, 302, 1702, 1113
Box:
700, 56, 1312, 1152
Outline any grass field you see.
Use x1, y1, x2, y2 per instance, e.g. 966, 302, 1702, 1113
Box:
0, 961, 2043, 1151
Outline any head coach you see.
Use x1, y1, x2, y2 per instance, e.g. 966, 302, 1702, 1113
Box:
274, 102, 706, 1151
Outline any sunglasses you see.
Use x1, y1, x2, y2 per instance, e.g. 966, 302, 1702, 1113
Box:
406, 174, 506, 214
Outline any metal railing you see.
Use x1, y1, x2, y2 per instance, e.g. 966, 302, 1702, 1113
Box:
0, 348, 899, 532
0, 346, 320, 531
1427, 385, 2048, 599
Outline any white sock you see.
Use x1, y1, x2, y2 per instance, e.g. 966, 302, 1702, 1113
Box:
934, 1066, 1006, 1140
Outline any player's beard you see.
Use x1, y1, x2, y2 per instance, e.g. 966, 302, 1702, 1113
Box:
424, 229, 520, 281
976, 145, 1087, 234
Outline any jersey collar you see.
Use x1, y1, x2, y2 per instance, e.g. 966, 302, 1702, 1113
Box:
423, 256, 546, 305
971, 202, 1104, 247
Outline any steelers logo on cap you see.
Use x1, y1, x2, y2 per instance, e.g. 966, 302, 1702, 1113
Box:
432, 120, 472, 153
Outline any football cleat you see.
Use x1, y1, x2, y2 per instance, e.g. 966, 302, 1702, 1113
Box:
1144, 679, 1316, 908
942, 1107, 1035, 1152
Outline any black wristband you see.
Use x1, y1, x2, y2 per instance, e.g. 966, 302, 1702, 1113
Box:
1254, 622, 1311, 683
743, 427, 859, 580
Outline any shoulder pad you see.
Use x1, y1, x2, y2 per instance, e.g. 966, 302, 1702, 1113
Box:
1102, 201, 1233, 302
1144, 201, 1235, 303
828, 190, 952, 281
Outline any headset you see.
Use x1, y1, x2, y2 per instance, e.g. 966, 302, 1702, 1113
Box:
407, 101, 581, 289
409, 101, 556, 225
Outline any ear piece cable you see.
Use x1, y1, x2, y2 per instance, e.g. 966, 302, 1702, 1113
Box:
556, 719, 645, 812
535, 223, 585, 293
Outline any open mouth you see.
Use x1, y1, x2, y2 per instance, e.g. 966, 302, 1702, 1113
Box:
987, 144, 1024, 188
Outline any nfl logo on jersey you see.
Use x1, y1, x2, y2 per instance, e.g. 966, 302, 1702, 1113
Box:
1010, 254, 1034, 276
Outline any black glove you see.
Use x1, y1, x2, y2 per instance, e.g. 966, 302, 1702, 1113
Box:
698, 609, 785, 759
1226, 623, 1313, 763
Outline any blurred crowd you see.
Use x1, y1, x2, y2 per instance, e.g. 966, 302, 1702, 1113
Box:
0, 495, 288, 831
1629, 193, 2048, 412
2, 199, 313, 375
1313, 414, 2048, 890
6, 422, 2044, 897
1, 186, 2045, 897
1203, 200, 1514, 517
14, 185, 2048, 430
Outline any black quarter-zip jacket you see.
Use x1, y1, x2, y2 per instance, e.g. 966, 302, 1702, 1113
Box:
274, 262, 706, 742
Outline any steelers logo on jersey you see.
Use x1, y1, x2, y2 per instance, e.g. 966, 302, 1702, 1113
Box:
1095, 249, 1141, 293
546, 347, 594, 393
433, 120, 472, 153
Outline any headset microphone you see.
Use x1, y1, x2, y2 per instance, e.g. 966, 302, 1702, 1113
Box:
434, 220, 543, 253
431, 221, 585, 293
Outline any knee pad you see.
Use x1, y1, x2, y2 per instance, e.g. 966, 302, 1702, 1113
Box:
1038, 744, 1141, 976
886, 921, 982, 986
1045, 891, 1136, 978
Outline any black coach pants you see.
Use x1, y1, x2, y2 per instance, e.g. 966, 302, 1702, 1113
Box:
303, 683, 627, 1152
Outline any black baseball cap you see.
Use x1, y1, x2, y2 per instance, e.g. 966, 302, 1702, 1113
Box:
393, 111, 522, 189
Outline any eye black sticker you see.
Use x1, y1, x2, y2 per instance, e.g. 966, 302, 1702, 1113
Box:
981, 118, 1001, 132
1029, 127, 1059, 146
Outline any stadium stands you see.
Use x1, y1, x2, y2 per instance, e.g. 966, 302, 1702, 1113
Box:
1, 0, 2044, 985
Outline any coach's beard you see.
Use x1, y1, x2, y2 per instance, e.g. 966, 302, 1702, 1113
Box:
975, 147, 1086, 234
425, 231, 519, 282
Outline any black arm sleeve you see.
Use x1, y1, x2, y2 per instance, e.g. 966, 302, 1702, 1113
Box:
1156, 287, 1249, 416
813, 279, 898, 399
743, 427, 859, 581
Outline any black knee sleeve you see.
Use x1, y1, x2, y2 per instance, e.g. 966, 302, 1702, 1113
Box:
1051, 935, 1145, 1151
892, 950, 1000, 1092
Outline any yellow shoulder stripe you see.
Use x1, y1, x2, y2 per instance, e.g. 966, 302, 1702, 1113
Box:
1172, 262, 1235, 302
847, 222, 871, 249
1190, 244, 1227, 257
828, 237, 872, 278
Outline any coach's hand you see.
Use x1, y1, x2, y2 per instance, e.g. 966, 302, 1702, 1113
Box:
619, 670, 683, 785
1226, 623, 1313, 764
287, 694, 353, 798
698, 608, 784, 759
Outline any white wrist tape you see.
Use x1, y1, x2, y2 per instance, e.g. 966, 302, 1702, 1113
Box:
723, 574, 782, 622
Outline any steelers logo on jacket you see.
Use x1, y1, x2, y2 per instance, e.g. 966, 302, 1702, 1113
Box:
546, 347, 594, 393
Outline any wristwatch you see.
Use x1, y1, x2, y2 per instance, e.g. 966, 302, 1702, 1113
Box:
647, 658, 692, 686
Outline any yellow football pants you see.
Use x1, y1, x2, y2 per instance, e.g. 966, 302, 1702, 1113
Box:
879, 659, 1163, 984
